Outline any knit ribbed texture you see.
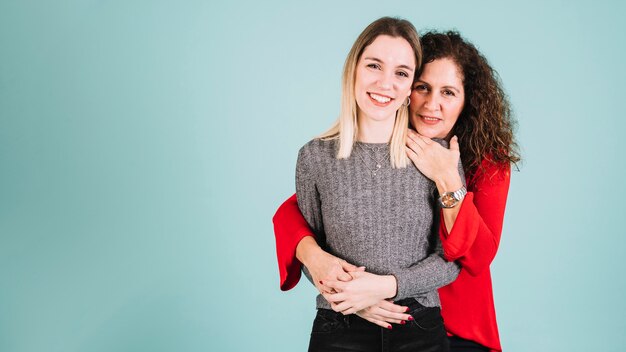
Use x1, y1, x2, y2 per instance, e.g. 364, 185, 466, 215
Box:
296, 138, 461, 310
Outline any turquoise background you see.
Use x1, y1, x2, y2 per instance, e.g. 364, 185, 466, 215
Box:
1, 0, 625, 351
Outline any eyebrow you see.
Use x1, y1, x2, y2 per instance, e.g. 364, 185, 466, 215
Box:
363, 57, 414, 71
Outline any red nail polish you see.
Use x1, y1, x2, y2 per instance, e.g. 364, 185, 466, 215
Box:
405, 307, 410, 312
387, 325, 392, 330
408, 316, 414, 321
401, 320, 406, 325
319, 280, 323, 285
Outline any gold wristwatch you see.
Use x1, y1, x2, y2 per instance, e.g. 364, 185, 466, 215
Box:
439, 186, 467, 208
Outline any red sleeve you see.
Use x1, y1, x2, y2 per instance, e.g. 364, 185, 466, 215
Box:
272, 194, 315, 291
439, 161, 511, 276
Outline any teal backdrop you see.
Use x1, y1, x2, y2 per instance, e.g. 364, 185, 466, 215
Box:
1, 0, 625, 351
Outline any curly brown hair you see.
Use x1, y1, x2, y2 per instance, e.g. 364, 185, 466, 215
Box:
419, 31, 520, 183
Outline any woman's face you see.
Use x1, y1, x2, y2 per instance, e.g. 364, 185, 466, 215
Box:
354, 35, 415, 124
410, 58, 465, 139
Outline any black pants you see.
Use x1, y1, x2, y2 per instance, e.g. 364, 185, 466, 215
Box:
449, 336, 489, 352
308, 298, 449, 352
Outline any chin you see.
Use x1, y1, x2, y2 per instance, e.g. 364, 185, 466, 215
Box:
412, 126, 438, 139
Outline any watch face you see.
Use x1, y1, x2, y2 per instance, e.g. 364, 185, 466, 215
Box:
440, 193, 458, 208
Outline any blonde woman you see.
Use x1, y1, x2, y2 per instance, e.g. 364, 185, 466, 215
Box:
294, 17, 459, 351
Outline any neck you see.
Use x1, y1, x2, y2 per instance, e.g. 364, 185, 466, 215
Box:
357, 114, 395, 143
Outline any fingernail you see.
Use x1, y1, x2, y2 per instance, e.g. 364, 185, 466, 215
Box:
319, 280, 323, 285
387, 325, 392, 330
400, 320, 406, 325
408, 316, 414, 321
405, 307, 410, 312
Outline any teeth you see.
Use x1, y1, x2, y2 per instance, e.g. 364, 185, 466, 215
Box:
370, 93, 391, 103
422, 116, 440, 121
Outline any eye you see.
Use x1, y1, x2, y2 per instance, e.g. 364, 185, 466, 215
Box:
412, 84, 428, 92
396, 70, 409, 78
443, 89, 456, 97
366, 63, 381, 70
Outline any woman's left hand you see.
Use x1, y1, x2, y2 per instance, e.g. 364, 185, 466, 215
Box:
405, 129, 460, 185
356, 300, 412, 329
321, 271, 397, 315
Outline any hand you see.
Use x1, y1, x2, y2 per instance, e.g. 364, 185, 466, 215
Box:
321, 271, 397, 315
405, 130, 462, 191
300, 243, 365, 294
356, 300, 413, 329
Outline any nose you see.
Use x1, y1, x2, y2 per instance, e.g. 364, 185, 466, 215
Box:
377, 71, 393, 90
423, 93, 440, 111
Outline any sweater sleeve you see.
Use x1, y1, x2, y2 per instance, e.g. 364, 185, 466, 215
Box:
272, 194, 315, 291
438, 161, 511, 276
393, 203, 461, 300
294, 143, 329, 283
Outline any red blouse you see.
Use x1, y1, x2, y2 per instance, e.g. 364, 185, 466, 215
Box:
273, 159, 511, 352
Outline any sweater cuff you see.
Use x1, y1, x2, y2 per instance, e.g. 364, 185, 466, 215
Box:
392, 268, 415, 300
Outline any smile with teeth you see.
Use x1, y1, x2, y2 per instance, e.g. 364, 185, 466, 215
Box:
368, 92, 392, 104
418, 115, 443, 125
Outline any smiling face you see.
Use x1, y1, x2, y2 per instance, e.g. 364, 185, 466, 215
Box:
354, 35, 415, 124
410, 57, 465, 139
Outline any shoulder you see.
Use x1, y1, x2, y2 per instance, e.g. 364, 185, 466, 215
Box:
298, 138, 337, 159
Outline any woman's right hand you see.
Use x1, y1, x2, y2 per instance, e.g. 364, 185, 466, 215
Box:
296, 236, 363, 294
356, 300, 413, 329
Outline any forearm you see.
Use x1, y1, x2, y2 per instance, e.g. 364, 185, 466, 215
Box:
438, 162, 510, 276
433, 164, 464, 234
392, 254, 460, 300
295, 236, 323, 267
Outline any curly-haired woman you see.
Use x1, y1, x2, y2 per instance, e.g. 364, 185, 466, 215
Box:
275, 30, 520, 352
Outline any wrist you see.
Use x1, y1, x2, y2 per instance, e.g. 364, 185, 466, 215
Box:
382, 275, 397, 299
296, 236, 322, 266
434, 170, 463, 194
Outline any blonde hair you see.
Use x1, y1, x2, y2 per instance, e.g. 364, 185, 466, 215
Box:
319, 17, 422, 168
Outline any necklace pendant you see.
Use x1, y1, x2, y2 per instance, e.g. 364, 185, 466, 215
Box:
376, 164, 381, 168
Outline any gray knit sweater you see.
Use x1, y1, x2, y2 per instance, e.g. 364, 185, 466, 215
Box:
296, 138, 461, 309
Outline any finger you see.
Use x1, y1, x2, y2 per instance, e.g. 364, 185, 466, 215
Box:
405, 146, 419, 164
379, 300, 409, 313
411, 133, 430, 148
340, 260, 359, 272
372, 306, 411, 322
360, 315, 392, 329
341, 306, 359, 315
406, 132, 424, 152
329, 301, 342, 313
374, 315, 405, 324
407, 134, 429, 156
407, 129, 420, 140
330, 301, 358, 317
449, 135, 459, 151
355, 266, 366, 272
321, 279, 347, 291
316, 281, 335, 294
318, 285, 335, 295
331, 300, 352, 314
322, 291, 346, 303
363, 310, 406, 325
416, 133, 433, 145
337, 271, 353, 282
